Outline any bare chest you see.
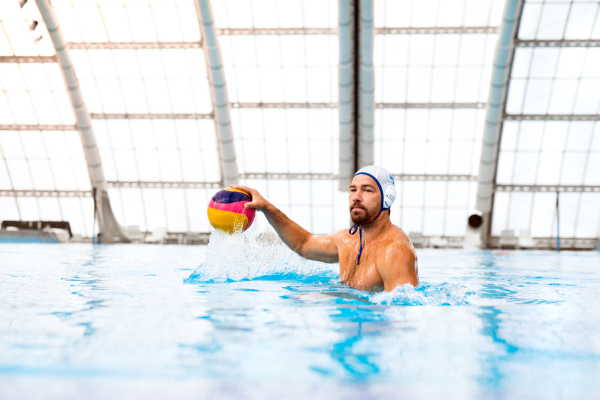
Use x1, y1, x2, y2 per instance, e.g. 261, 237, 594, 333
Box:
338, 241, 384, 290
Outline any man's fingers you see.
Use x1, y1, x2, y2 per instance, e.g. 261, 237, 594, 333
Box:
244, 202, 258, 209
230, 184, 254, 196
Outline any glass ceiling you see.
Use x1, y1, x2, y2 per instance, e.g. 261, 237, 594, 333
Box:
1, 0, 599, 242
492, 0, 600, 239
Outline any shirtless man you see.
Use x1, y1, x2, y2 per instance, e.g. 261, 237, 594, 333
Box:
232, 166, 418, 292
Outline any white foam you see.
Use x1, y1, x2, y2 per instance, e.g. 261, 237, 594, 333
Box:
188, 215, 338, 283
367, 282, 469, 305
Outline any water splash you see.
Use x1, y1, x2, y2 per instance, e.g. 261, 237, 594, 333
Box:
186, 216, 470, 305
185, 218, 338, 284
364, 282, 470, 305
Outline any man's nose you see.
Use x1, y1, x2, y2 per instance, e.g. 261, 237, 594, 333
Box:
351, 193, 362, 203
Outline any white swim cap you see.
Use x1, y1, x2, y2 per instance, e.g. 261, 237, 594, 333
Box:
353, 166, 397, 211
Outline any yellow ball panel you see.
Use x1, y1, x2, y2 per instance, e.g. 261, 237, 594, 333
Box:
207, 207, 249, 234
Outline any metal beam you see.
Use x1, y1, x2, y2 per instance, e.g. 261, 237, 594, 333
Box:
394, 174, 477, 182
495, 185, 600, 193
377, 27, 499, 34
338, 0, 355, 191
475, 0, 524, 248
35, 0, 128, 243
358, 0, 375, 169
475, 0, 523, 214
239, 173, 477, 181
379, 102, 485, 109
195, 0, 239, 187
107, 181, 221, 189
0, 124, 77, 130
103, 174, 478, 185
0, 189, 92, 198
67, 42, 201, 49
215, 26, 500, 36
504, 114, 600, 121
0, 56, 56, 63
91, 113, 212, 120
218, 28, 336, 35
233, 102, 337, 109
515, 39, 600, 47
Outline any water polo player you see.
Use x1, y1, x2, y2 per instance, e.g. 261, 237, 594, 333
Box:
231, 166, 419, 292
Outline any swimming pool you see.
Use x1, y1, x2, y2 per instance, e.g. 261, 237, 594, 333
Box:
1, 225, 599, 399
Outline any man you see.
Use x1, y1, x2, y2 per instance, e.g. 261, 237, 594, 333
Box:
232, 166, 418, 292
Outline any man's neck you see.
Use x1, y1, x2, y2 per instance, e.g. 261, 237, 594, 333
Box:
361, 214, 391, 237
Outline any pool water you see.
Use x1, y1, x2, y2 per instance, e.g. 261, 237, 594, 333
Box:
1, 223, 600, 399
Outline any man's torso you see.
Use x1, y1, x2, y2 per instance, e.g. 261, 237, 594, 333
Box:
337, 225, 417, 291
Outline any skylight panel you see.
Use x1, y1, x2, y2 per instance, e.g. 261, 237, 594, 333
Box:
142, 188, 165, 232
519, 0, 600, 40
29, 159, 54, 190
70, 48, 211, 114
248, 0, 280, 29
0, 0, 54, 56
0, 159, 11, 190
54, 1, 200, 43
38, 198, 62, 221
0, 198, 19, 220
18, 197, 39, 220
6, 160, 32, 190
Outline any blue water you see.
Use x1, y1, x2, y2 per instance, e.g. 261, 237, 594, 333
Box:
1, 223, 600, 399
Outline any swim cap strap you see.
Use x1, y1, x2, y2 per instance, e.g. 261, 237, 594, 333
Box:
348, 223, 364, 265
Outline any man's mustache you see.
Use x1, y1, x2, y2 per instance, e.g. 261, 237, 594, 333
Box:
350, 204, 366, 211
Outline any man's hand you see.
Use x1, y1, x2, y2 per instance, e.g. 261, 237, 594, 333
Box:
229, 185, 339, 263
230, 185, 270, 211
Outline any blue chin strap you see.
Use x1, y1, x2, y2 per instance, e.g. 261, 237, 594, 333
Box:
349, 172, 387, 265
348, 224, 364, 265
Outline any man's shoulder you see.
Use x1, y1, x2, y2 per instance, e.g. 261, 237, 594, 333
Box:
379, 226, 415, 259
385, 225, 413, 246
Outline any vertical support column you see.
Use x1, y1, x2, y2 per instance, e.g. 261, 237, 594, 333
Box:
338, 0, 374, 191
338, 0, 355, 191
357, 0, 374, 169
195, 0, 239, 187
35, 0, 128, 243
475, 0, 523, 247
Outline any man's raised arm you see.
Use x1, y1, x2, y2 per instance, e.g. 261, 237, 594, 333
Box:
231, 185, 340, 263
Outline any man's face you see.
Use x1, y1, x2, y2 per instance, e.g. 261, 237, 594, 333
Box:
349, 174, 381, 225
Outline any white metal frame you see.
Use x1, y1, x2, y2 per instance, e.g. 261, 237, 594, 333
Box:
195, 0, 239, 187
35, 0, 128, 243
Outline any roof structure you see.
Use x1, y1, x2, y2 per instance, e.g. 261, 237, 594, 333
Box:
0, 0, 598, 245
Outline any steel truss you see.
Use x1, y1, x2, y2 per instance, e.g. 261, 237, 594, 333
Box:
67, 42, 201, 49
0, 189, 91, 198
495, 185, 600, 193
101, 174, 479, 184
231, 102, 337, 109
0, 56, 56, 63
504, 114, 600, 121
515, 39, 600, 47
90, 113, 212, 120
0, 124, 76, 131
379, 102, 485, 109
107, 181, 221, 189
216, 26, 500, 35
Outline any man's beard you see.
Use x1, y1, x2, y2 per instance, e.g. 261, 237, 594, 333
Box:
350, 204, 376, 225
